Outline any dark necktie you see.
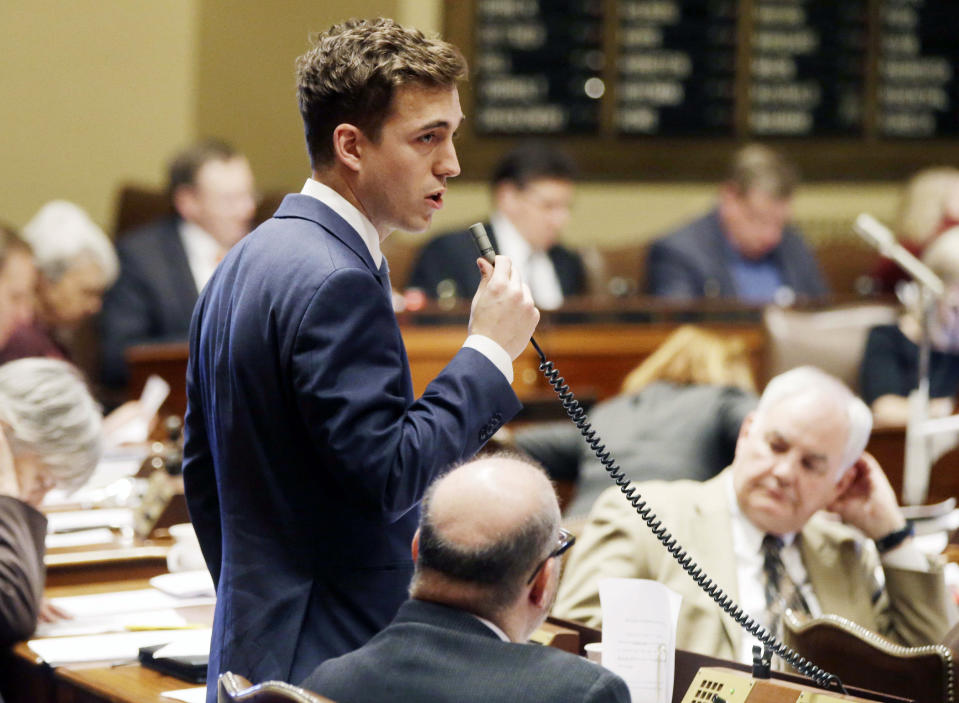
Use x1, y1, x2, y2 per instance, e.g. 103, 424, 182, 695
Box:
761, 534, 810, 638
378, 257, 392, 300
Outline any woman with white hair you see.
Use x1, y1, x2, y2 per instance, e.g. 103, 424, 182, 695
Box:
0, 357, 102, 644
0, 200, 117, 363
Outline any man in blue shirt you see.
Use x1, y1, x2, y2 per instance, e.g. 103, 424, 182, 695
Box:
646, 144, 829, 305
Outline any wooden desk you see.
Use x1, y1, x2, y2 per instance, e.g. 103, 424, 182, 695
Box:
127, 313, 766, 419
3, 579, 203, 703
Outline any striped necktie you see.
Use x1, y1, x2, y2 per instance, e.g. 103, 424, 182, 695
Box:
761, 534, 811, 639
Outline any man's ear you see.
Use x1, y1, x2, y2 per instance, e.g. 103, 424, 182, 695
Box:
410, 529, 420, 562
331, 123, 364, 173
833, 459, 861, 498
172, 185, 197, 221
528, 557, 554, 610
736, 411, 755, 448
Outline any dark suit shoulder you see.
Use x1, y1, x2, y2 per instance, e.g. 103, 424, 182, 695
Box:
115, 217, 180, 252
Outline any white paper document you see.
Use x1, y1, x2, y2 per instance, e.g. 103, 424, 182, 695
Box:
50, 588, 215, 619
150, 570, 216, 599
152, 628, 212, 658
161, 688, 207, 703
27, 630, 184, 666
599, 578, 682, 703
45, 527, 116, 550
105, 374, 171, 447
45, 508, 134, 533
34, 609, 189, 638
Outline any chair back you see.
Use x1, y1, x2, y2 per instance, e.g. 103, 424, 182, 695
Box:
763, 303, 897, 392
784, 613, 955, 703
218, 672, 336, 703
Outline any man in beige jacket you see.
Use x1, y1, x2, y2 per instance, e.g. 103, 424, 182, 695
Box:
553, 366, 955, 662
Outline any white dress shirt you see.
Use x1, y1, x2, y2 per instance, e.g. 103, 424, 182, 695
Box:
300, 179, 513, 382
726, 474, 821, 663
490, 212, 564, 311
179, 221, 227, 293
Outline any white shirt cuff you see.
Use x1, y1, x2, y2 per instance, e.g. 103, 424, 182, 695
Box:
880, 540, 930, 571
463, 334, 513, 384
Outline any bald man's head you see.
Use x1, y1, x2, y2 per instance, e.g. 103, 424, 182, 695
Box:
412, 454, 560, 618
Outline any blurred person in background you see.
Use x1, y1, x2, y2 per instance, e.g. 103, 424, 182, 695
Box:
0, 224, 37, 348
514, 325, 757, 518
646, 144, 828, 305
0, 357, 103, 644
99, 139, 257, 392
1, 201, 117, 364
860, 227, 959, 427
408, 141, 585, 310
872, 166, 959, 295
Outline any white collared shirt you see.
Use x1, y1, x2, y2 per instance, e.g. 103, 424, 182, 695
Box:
179, 221, 227, 292
490, 211, 564, 310
300, 179, 513, 382
473, 614, 511, 642
726, 473, 821, 663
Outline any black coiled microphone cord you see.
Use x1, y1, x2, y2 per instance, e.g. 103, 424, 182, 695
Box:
529, 338, 847, 696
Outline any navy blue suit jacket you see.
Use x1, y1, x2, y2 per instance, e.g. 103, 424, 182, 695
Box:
99, 218, 199, 389
407, 224, 586, 299
183, 194, 521, 700
645, 209, 829, 301
301, 599, 631, 703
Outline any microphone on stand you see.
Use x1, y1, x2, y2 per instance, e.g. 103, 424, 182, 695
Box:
853, 213, 944, 297
854, 213, 942, 505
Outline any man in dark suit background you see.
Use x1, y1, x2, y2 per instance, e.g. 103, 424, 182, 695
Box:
302, 453, 630, 703
408, 141, 586, 309
183, 18, 540, 702
99, 139, 256, 391
645, 144, 828, 305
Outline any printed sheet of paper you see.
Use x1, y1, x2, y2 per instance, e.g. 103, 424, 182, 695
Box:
34, 609, 188, 638
50, 588, 215, 619
599, 578, 682, 703
161, 688, 207, 703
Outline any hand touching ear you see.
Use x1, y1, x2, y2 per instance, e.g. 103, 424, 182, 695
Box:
827, 452, 906, 540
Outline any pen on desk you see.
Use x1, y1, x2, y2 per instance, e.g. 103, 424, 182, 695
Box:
124, 623, 205, 631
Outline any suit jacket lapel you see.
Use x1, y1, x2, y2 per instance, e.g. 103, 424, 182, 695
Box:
161, 219, 201, 318
692, 474, 742, 651
274, 194, 379, 276
705, 211, 737, 296
800, 518, 862, 621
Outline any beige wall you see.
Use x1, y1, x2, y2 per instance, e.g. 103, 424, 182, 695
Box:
0, 0, 197, 229
0, 0, 902, 248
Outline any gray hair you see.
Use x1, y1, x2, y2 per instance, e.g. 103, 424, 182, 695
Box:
757, 366, 872, 472
0, 358, 103, 489
21, 201, 118, 285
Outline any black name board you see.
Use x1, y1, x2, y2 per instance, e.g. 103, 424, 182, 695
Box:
444, 0, 959, 180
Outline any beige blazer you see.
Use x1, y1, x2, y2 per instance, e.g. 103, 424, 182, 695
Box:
553, 471, 953, 660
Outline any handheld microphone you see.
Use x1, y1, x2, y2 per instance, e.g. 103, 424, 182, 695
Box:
854, 213, 944, 297
467, 221, 545, 357
469, 222, 497, 265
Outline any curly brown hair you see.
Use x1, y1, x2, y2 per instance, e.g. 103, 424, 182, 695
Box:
295, 18, 467, 169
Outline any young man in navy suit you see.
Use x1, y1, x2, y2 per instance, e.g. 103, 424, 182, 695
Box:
183, 18, 540, 702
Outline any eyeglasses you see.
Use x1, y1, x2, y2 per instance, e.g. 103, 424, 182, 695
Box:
526, 528, 576, 585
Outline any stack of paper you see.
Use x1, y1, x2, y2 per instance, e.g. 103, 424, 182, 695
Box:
28, 628, 211, 667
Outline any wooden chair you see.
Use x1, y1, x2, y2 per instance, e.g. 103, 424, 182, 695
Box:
218, 672, 336, 703
784, 612, 956, 703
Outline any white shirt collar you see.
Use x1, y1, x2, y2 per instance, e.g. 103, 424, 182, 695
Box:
471, 614, 511, 642
490, 211, 531, 263
301, 178, 382, 268
178, 220, 226, 292
725, 472, 797, 551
